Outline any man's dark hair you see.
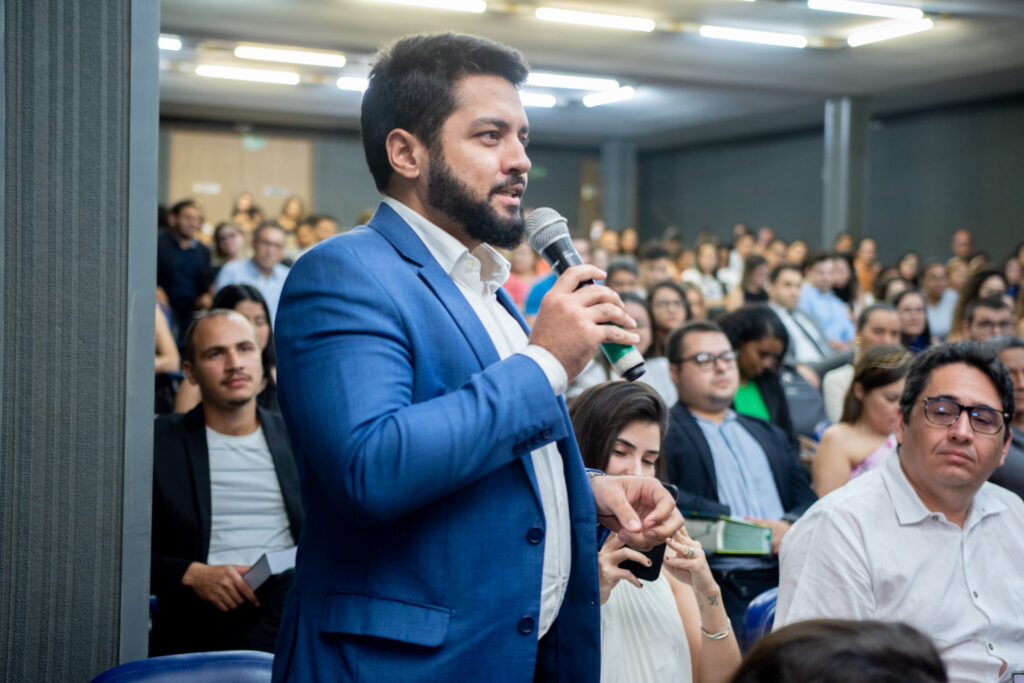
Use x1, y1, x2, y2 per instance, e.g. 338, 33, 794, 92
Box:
666, 320, 724, 364
898, 341, 1015, 442
620, 291, 646, 308
802, 251, 832, 273
732, 619, 948, 683
570, 381, 668, 479
857, 302, 897, 331
718, 305, 789, 361
964, 295, 1011, 325
636, 242, 671, 263
297, 215, 319, 231
607, 259, 639, 278
769, 263, 802, 283
169, 199, 198, 218
361, 33, 529, 193
253, 221, 286, 243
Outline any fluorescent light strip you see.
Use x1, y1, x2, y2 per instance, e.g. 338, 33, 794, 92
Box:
337, 76, 369, 92
235, 45, 346, 68
159, 34, 182, 51
535, 7, 656, 32
520, 91, 557, 108
371, 0, 486, 12
583, 86, 635, 108
527, 71, 619, 91
847, 17, 933, 45
808, 0, 923, 20
699, 24, 808, 48
195, 64, 300, 85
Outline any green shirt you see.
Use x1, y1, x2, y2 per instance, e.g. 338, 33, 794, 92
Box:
734, 380, 771, 422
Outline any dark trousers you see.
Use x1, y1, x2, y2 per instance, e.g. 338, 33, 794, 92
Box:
711, 565, 779, 639
150, 568, 295, 656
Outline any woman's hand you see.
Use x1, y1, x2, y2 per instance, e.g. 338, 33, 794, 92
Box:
597, 533, 650, 604
664, 526, 718, 596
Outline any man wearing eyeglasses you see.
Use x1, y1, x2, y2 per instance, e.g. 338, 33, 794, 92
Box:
661, 320, 818, 634
964, 295, 1016, 344
776, 342, 1024, 682
215, 222, 290, 322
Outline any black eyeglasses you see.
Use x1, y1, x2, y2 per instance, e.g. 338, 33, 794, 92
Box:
673, 350, 738, 371
921, 397, 1009, 435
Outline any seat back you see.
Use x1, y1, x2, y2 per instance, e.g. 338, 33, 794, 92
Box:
91, 650, 273, 683
741, 586, 778, 652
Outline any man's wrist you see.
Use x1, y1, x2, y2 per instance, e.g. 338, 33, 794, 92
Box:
586, 469, 607, 481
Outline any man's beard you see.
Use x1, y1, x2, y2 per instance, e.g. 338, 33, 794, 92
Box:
426, 149, 526, 250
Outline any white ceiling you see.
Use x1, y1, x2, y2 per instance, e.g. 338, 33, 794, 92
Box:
159, 0, 1024, 148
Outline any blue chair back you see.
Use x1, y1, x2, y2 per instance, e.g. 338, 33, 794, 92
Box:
741, 586, 778, 652
91, 650, 273, 683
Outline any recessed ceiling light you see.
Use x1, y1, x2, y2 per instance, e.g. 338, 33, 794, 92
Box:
699, 25, 808, 48
336, 76, 369, 92
583, 86, 636, 108
847, 17, 933, 46
535, 7, 656, 32
520, 91, 557, 108
195, 64, 301, 85
808, 0, 924, 20
527, 72, 619, 91
370, 0, 486, 12
234, 45, 346, 68
159, 34, 182, 51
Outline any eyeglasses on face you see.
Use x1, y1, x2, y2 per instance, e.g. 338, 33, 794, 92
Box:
921, 397, 1009, 435
673, 350, 738, 371
653, 299, 685, 309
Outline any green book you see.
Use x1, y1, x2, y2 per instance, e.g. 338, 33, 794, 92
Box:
683, 512, 772, 555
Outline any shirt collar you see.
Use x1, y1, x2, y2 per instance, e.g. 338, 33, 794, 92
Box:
383, 197, 510, 295
880, 447, 1006, 528
691, 409, 739, 428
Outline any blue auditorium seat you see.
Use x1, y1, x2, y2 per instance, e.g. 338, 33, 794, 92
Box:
741, 586, 778, 652
91, 650, 273, 683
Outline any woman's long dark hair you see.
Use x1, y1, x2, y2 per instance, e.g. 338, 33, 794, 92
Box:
570, 381, 668, 479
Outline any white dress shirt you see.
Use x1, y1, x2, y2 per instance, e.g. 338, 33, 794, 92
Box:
770, 302, 831, 365
384, 198, 571, 639
821, 363, 854, 424
777, 450, 1024, 682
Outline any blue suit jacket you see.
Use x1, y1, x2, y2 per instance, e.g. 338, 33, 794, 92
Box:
271, 203, 600, 682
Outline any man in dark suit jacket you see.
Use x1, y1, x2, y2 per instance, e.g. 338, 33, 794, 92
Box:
150, 310, 302, 656
662, 321, 817, 632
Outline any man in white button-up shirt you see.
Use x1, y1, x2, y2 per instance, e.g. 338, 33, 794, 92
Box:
272, 32, 682, 682
777, 342, 1024, 682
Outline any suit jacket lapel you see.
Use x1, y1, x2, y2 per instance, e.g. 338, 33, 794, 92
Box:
675, 405, 719, 495
184, 405, 212, 556
260, 408, 303, 542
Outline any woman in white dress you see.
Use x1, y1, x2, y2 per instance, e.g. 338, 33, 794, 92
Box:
570, 381, 741, 683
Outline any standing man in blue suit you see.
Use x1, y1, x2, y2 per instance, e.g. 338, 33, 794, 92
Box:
271, 33, 683, 682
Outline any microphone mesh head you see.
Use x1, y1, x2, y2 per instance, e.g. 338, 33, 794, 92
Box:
525, 208, 569, 253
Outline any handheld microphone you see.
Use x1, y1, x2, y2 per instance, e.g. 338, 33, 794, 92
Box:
524, 208, 645, 381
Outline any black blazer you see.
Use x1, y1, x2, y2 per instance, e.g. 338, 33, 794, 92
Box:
662, 404, 816, 522
150, 404, 303, 596
750, 371, 796, 446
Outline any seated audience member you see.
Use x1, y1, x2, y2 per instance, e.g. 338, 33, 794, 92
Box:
875, 274, 909, 305
723, 255, 769, 312
155, 303, 181, 414
571, 382, 741, 683
950, 266, 1007, 341
211, 222, 248, 268
620, 227, 639, 259
1004, 256, 1021, 301
718, 306, 796, 444
763, 239, 787, 270
983, 336, 1024, 499
822, 304, 901, 423
922, 261, 957, 340
681, 281, 707, 321
648, 281, 692, 360
895, 289, 933, 354
785, 240, 807, 269
503, 242, 538, 308
830, 253, 860, 312
523, 235, 590, 321
718, 232, 756, 293
946, 256, 969, 296
813, 345, 912, 496
776, 342, 1024, 682
151, 310, 302, 655
276, 194, 305, 235
158, 199, 213, 342
313, 214, 339, 243
605, 259, 640, 294
853, 237, 879, 296
798, 253, 854, 349
963, 295, 1015, 343
683, 241, 726, 310
214, 222, 290, 322
768, 264, 834, 367
637, 242, 676, 294
175, 285, 279, 414
284, 215, 319, 263
898, 251, 921, 287
732, 620, 947, 683
662, 322, 817, 632
950, 228, 973, 261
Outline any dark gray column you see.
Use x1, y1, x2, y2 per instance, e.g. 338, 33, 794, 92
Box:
0, 0, 158, 679
822, 97, 869, 247
601, 140, 638, 231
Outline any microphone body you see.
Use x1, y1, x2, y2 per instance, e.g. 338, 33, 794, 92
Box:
525, 209, 646, 382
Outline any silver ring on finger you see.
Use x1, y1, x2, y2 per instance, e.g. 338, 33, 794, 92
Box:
684, 545, 697, 560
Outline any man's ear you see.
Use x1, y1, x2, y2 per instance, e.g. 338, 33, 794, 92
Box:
385, 129, 427, 182
182, 360, 198, 386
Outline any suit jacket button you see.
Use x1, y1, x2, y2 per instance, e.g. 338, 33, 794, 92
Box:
526, 527, 544, 544
518, 616, 535, 635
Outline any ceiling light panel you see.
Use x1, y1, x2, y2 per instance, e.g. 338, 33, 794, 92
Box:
235, 45, 346, 68
699, 25, 809, 48
159, 34, 182, 51
195, 64, 301, 85
337, 76, 369, 92
520, 91, 557, 108
847, 17, 933, 46
370, 0, 486, 12
583, 86, 635, 108
527, 71, 619, 91
808, 0, 924, 20
535, 7, 656, 32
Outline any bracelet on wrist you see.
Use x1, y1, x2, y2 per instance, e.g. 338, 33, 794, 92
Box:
699, 622, 732, 640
